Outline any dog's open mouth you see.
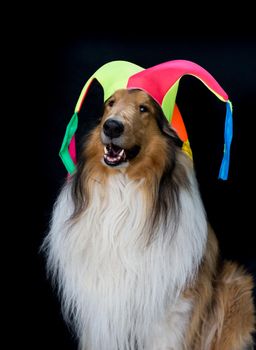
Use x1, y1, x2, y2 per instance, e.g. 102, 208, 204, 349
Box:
104, 144, 126, 166
103, 144, 141, 167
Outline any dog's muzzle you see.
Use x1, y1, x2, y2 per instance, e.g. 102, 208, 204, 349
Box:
102, 118, 140, 167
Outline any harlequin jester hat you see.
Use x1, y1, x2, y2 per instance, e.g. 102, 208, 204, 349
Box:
60, 59, 233, 180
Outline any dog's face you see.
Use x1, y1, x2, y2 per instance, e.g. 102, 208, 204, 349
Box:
99, 88, 176, 168
74, 88, 183, 218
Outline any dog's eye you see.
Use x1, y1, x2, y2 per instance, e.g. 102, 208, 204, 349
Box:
108, 99, 115, 107
139, 105, 148, 113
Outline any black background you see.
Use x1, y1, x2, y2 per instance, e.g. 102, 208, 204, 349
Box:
23, 12, 256, 350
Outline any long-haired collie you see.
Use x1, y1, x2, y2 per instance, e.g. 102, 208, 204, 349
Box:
43, 89, 255, 349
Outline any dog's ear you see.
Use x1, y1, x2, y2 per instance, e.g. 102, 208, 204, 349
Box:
162, 122, 183, 148
162, 123, 183, 148
155, 105, 183, 148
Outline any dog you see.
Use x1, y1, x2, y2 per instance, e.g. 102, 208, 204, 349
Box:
43, 88, 255, 349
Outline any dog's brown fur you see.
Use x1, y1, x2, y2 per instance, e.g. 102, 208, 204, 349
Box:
57, 89, 255, 349
184, 227, 255, 349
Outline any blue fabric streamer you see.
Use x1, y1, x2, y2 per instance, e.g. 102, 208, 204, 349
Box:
218, 101, 233, 180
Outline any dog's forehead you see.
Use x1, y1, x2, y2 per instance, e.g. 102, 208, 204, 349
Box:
111, 89, 152, 104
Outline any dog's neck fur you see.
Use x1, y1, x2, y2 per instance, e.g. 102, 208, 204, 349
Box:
46, 165, 208, 350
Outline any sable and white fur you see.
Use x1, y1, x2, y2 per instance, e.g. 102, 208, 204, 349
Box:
43, 89, 255, 349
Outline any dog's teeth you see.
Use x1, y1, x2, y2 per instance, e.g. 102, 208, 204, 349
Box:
103, 145, 126, 165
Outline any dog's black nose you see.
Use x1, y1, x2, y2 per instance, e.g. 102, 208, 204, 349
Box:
103, 119, 124, 138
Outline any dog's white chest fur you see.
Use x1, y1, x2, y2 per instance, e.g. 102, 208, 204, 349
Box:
47, 173, 207, 350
